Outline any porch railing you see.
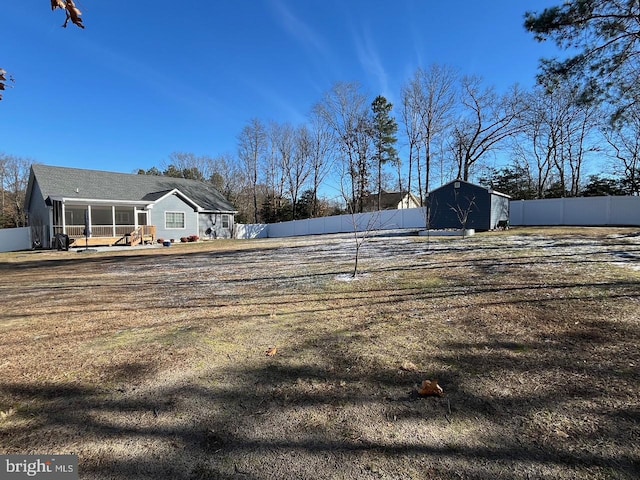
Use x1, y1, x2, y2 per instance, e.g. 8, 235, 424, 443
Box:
52, 225, 156, 240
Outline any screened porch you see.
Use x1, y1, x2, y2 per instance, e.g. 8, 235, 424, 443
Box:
51, 202, 156, 246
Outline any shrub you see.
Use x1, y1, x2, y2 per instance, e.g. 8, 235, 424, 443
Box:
157, 238, 164, 244
188, 235, 199, 242
180, 237, 188, 243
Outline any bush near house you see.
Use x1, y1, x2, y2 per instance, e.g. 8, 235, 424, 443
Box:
181, 235, 200, 243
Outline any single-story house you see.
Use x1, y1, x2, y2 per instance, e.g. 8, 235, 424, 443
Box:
25, 164, 237, 248
361, 191, 422, 212
425, 179, 510, 231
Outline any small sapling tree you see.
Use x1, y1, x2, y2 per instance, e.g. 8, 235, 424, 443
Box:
448, 191, 476, 238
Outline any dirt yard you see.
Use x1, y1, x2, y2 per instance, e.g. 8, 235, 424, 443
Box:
0, 227, 638, 479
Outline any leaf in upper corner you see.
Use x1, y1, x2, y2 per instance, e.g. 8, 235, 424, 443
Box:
51, 0, 66, 10
64, 0, 85, 29
265, 347, 277, 357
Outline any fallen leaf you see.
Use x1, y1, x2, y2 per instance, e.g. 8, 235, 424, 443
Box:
0, 408, 16, 420
400, 361, 419, 372
265, 347, 277, 357
418, 379, 444, 397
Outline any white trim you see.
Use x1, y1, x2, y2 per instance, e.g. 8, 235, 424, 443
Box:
52, 196, 150, 206
153, 188, 202, 211
488, 189, 512, 199
135, 209, 149, 229
165, 211, 186, 229
200, 210, 238, 214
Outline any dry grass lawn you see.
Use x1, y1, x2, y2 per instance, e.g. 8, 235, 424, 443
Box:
0, 227, 639, 479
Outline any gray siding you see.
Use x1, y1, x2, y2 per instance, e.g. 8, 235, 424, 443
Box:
427, 180, 510, 231
199, 213, 234, 239
428, 182, 491, 230
151, 193, 199, 241
26, 180, 52, 247
490, 194, 510, 229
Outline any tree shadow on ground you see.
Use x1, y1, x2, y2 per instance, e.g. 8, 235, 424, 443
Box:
1, 233, 639, 479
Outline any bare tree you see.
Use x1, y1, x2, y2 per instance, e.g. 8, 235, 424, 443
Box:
416, 66, 457, 197
448, 190, 476, 238
209, 153, 243, 202
314, 82, 372, 213
284, 126, 314, 220
513, 83, 600, 198
517, 87, 563, 197
338, 165, 381, 278
602, 103, 640, 195
263, 122, 293, 221
304, 112, 335, 217
0, 154, 30, 228
400, 77, 423, 200
561, 94, 600, 196
162, 152, 211, 180
453, 77, 527, 181
238, 119, 267, 223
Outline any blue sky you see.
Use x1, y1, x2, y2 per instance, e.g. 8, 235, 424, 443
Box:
1, 1, 561, 175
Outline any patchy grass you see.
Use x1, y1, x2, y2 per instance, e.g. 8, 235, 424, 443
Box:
0, 228, 639, 479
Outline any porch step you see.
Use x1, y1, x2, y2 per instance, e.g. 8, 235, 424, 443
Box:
71, 237, 121, 247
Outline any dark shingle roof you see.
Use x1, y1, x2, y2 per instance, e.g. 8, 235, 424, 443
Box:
29, 164, 236, 212
361, 191, 421, 211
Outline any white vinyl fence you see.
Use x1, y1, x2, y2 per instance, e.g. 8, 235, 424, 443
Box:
0, 227, 32, 253
236, 196, 640, 240
510, 196, 640, 227
236, 208, 428, 239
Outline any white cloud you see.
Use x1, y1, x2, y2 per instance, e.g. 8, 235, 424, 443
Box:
353, 25, 389, 97
269, 0, 329, 57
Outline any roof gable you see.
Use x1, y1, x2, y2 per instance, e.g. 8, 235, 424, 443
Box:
362, 191, 421, 210
429, 179, 510, 198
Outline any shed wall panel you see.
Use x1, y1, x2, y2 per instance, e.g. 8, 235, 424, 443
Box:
429, 183, 492, 230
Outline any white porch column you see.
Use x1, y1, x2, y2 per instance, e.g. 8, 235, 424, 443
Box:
112, 206, 116, 236
87, 205, 92, 237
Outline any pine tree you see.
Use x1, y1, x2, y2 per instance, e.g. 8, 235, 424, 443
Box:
371, 96, 399, 210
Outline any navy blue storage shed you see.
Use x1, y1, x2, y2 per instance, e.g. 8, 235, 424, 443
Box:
426, 180, 510, 231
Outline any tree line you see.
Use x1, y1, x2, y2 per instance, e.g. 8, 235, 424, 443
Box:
136, 66, 640, 224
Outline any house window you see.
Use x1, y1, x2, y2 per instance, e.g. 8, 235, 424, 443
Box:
165, 211, 185, 229
221, 214, 229, 229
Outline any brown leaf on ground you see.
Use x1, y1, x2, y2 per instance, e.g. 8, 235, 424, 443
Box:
418, 379, 444, 397
400, 360, 419, 372
265, 347, 277, 357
